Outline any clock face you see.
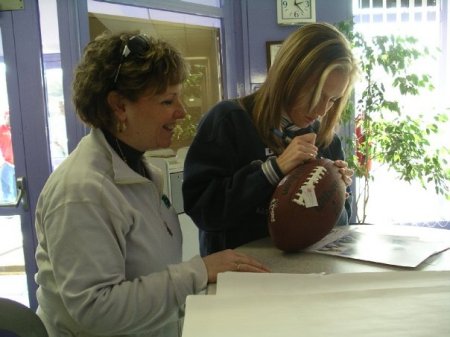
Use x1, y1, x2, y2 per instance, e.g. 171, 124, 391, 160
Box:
277, 0, 316, 25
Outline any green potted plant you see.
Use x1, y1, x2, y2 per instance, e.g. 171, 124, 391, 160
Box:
337, 20, 450, 223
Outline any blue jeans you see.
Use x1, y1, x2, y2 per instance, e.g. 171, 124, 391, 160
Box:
0, 162, 16, 202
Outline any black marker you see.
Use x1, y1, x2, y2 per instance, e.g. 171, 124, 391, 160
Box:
272, 128, 292, 144
272, 128, 322, 159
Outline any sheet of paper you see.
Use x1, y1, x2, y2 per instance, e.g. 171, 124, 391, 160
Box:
216, 270, 450, 296
183, 285, 450, 337
305, 226, 450, 267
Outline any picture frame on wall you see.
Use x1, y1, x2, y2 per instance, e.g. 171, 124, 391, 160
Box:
266, 41, 283, 71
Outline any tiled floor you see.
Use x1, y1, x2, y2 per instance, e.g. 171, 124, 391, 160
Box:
0, 273, 28, 306
0, 215, 29, 307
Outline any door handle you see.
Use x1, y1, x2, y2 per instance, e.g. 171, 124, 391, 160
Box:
0, 176, 28, 210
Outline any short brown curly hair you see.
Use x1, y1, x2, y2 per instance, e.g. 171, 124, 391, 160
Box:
72, 31, 189, 130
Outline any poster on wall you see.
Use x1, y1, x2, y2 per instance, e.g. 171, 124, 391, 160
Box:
266, 41, 283, 70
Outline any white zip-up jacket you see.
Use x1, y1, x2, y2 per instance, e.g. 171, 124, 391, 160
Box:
35, 128, 207, 337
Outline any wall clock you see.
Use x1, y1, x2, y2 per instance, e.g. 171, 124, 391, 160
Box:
277, 0, 316, 25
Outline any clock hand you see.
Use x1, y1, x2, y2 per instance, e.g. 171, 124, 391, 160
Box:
294, 0, 308, 15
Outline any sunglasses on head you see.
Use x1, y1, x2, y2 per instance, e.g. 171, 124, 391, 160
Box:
113, 34, 150, 84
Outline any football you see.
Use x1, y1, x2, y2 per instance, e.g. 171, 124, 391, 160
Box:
268, 158, 346, 252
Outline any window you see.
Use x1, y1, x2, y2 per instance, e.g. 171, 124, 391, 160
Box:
352, 0, 450, 228
39, 0, 68, 170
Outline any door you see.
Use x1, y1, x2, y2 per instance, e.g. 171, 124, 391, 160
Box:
0, 0, 53, 310
0, 0, 225, 310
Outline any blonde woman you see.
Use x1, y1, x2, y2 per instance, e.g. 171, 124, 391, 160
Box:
183, 22, 359, 256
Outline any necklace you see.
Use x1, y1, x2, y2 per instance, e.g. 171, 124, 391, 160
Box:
115, 137, 128, 164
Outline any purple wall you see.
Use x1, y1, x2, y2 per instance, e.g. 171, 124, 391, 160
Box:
242, 0, 352, 90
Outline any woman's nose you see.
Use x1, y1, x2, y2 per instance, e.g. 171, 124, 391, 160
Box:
176, 100, 187, 118
314, 102, 327, 117
314, 99, 333, 118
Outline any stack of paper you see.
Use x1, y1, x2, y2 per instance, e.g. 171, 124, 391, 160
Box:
182, 271, 450, 337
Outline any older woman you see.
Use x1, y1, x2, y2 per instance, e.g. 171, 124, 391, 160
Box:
34, 32, 268, 337
183, 22, 359, 256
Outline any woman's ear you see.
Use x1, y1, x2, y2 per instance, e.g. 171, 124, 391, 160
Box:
107, 91, 126, 121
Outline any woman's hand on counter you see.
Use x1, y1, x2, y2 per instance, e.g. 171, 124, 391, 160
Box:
202, 249, 271, 283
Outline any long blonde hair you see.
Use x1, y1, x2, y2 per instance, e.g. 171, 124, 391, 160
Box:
242, 22, 358, 153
